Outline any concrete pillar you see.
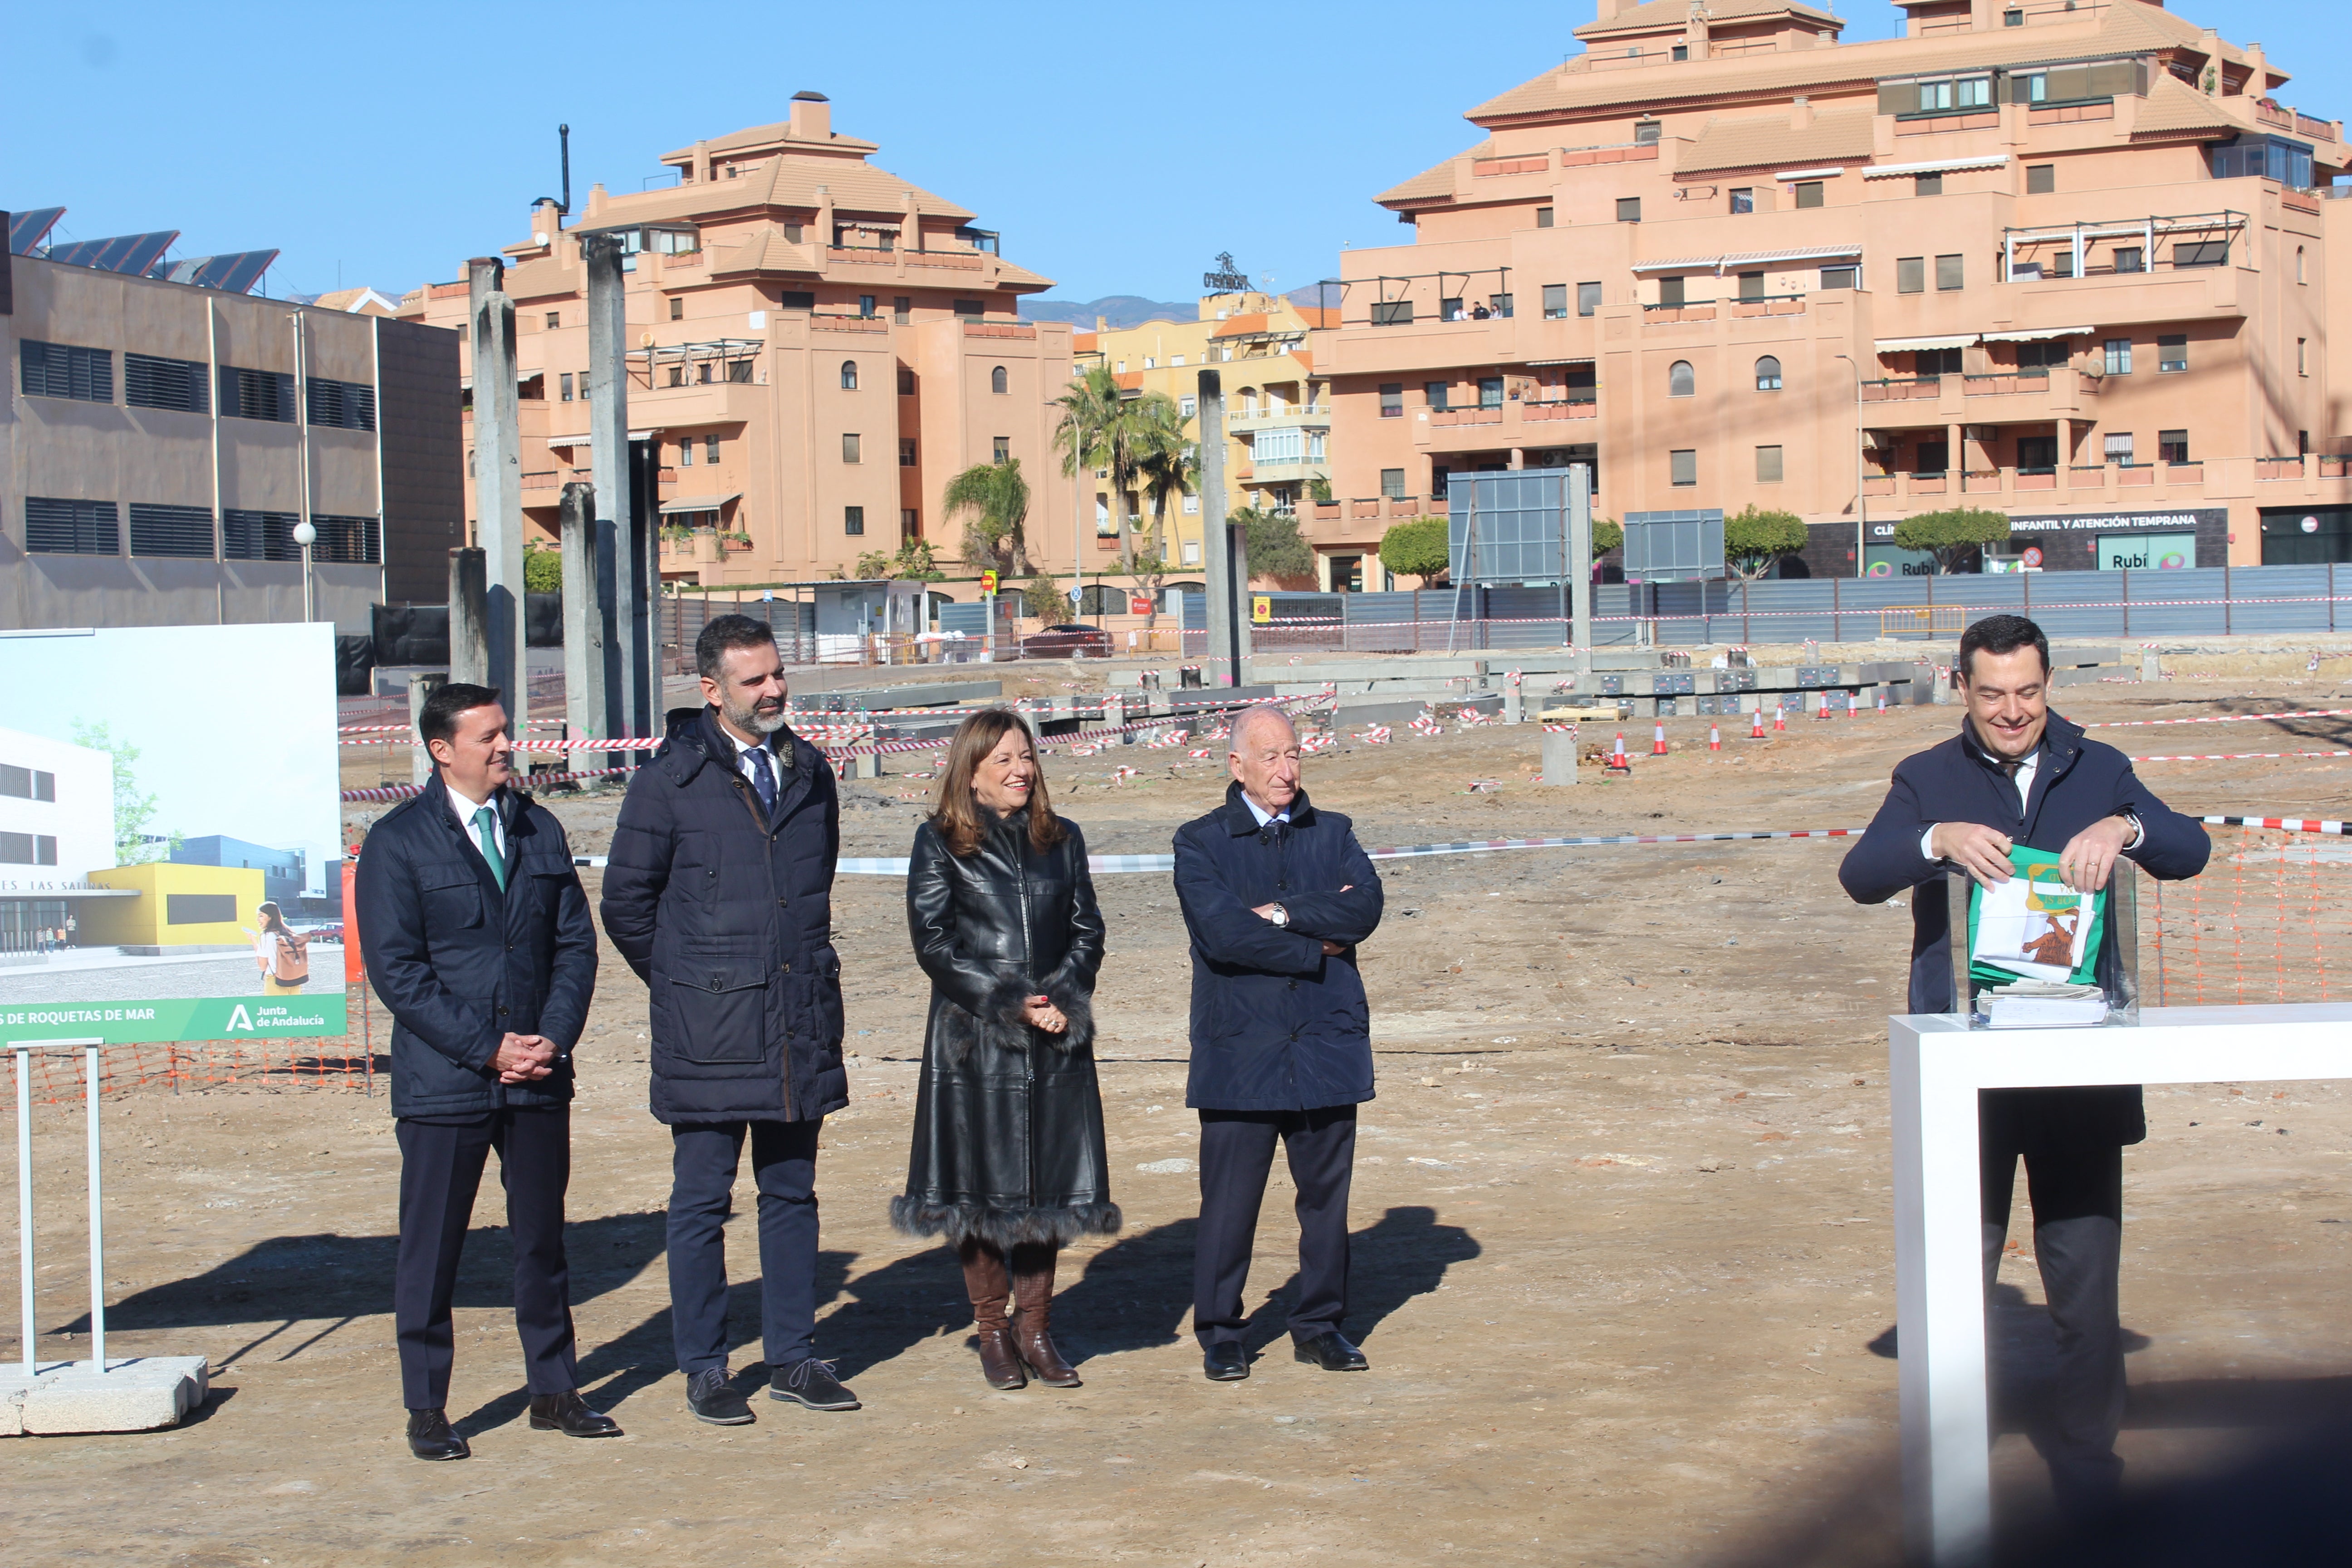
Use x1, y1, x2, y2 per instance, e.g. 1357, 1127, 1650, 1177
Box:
1504, 677, 1524, 725
559, 482, 606, 739
1569, 463, 1594, 651
467, 258, 526, 724
407, 671, 447, 787
1197, 370, 1250, 685
1541, 726, 1579, 785
448, 547, 488, 688
2141, 647, 2161, 682
1084, 694, 1127, 745
582, 232, 636, 741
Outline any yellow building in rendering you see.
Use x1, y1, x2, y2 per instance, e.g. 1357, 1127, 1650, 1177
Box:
81, 863, 265, 950
1074, 289, 1335, 579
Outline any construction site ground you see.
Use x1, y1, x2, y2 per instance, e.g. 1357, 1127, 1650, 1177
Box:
11, 669, 2352, 1566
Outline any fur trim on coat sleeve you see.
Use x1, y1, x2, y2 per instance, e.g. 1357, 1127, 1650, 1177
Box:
1039, 978, 1093, 1054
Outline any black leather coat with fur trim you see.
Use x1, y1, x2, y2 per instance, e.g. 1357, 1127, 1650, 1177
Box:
892, 808, 1118, 1251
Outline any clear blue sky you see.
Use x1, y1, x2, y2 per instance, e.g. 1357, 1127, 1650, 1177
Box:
5, 1, 2341, 306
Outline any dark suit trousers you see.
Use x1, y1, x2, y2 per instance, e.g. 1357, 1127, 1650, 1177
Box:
667, 1119, 823, 1375
1193, 1106, 1357, 1346
1980, 1119, 2126, 1509
394, 1107, 578, 1411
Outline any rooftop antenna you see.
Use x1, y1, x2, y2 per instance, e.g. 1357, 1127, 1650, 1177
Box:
537, 123, 572, 217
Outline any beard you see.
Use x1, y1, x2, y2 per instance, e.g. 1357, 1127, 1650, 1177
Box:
724, 691, 790, 736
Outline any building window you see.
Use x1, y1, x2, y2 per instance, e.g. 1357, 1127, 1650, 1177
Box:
1424, 381, 1450, 411
840, 360, 858, 390
990, 365, 1009, 394
678, 438, 694, 466
20, 342, 113, 403
2003, 6, 2023, 23
1669, 450, 1697, 487
1431, 465, 1450, 501
898, 366, 916, 395
306, 377, 377, 431
952, 299, 985, 319
559, 372, 574, 402
128, 502, 215, 559
1536, 206, 1554, 228
1736, 270, 1764, 301
1935, 254, 1964, 291
902, 508, 920, 538
1667, 360, 1695, 397
842, 432, 861, 463
844, 506, 865, 535
859, 295, 877, 318
1633, 119, 1662, 145
0, 833, 59, 866
2159, 429, 2190, 464
2027, 163, 2055, 194
2104, 433, 2135, 465
1543, 283, 1568, 319
894, 296, 912, 324
0, 767, 57, 803
219, 365, 296, 422
705, 435, 720, 464
669, 297, 684, 321
123, 353, 207, 413
1819, 264, 1857, 290
1659, 276, 1687, 307
2104, 338, 2133, 374
1896, 256, 1926, 294
2018, 338, 2071, 369
994, 436, 1010, 464
544, 311, 561, 329
2112, 246, 2143, 275
26, 497, 120, 555
2158, 335, 2189, 373
1378, 383, 1403, 418
1755, 355, 1783, 391
666, 366, 685, 387
1793, 181, 1824, 209
2173, 240, 2229, 269
2299, 338, 2309, 376
1577, 281, 1602, 316
900, 439, 918, 467
1176, 394, 1196, 419
1756, 446, 1784, 482
305, 513, 382, 564
1671, 44, 1688, 61
1478, 377, 1504, 409
1182, 539, 1201, 564
2298, 247, 2308, 284
1370, 300, 1413, 326
1616, 197, 1642, 223
221, 509, 304, 560
1917, 348, 1962, 377
1380, 468, 1406, 500
1730, 188, 1754, 215
1915, 172, 1944, 196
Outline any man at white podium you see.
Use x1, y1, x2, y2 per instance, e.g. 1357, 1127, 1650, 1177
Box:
1839, 613, 2209, 1516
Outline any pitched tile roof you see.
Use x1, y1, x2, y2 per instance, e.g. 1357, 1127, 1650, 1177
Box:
1574, 0, 1840, 39
2131, 71, 2254, 137
597, 153, 973, 228
1677, 108, 1876, 175
1377, 143, 1491, 207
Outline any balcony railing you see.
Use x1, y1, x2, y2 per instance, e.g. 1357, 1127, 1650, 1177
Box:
1428, 406, 1504, 426
1522, 397, 1599, 422
1641, 304, 1718, 323
962, 320, 1034, 338
2258, 456, 2308, 480
811, 314, 890, 333
1862, 377, 1941, 402
1962, 370, 2051, 397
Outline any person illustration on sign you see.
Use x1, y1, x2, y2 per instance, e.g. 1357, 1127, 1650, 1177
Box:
245, 902, 311, 994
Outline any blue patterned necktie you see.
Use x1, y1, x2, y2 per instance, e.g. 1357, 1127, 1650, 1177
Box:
748, 744, 777, 816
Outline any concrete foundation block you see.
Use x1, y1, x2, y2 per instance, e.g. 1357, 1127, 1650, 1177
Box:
1541, 728, 1580, 786
3, 1357, 209, 1435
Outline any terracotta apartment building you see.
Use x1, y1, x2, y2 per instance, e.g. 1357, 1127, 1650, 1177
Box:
1311, 0, 2352, 584
399, 93, 1074, 586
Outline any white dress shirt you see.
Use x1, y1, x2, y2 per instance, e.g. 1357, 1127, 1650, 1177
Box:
1920, 746, 2141, 860
724, 725, 784, 796
444, 779, 508, 863
1240, 793, 1291, 829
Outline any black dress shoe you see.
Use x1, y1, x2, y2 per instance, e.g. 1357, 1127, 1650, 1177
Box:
686, 1366, 755, 1426
1202, 1342, 1250, 1382
529, 1388, 622, 1437
406, 1407, 471, 1461
770, 1358, 861, 1411
1294, 1331, 1369, 1371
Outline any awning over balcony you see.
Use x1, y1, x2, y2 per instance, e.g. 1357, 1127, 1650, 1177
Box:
545, 430, 657, 446
659, 492, 741, 515
1718, 243, 1863, 266
1629, 253, 1726, 274
1875, 334, 1977, 352
1864, 154, 2011, 180
1980, 325, 2095, 342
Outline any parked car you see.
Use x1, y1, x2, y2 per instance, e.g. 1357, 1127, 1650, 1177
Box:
1020, 623, 1113, 660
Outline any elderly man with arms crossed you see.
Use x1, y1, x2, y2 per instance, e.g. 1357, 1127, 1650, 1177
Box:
1174, 706, 1384, 1381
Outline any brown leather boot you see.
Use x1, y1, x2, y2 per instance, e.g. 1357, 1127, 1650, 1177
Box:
959, 1239, 1024, 1391
1009, 1243, 1081, 1387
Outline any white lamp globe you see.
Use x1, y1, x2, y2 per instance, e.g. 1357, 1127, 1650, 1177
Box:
292, 520, 317, 547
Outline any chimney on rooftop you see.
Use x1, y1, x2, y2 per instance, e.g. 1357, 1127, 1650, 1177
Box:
1791, 95, 1814, 130
1594, 0, 1622, 19
790, 91, 833, 141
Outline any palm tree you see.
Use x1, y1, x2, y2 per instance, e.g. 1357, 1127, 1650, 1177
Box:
1128, 398, 1195, 628
943, 457, 1032, 577
1053, 366, 1123, 569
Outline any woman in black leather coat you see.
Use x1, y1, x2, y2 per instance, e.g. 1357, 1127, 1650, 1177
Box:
891, 709, 1116, 1390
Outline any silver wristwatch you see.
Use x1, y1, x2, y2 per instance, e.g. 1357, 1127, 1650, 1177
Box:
1268, 904, 1290, 928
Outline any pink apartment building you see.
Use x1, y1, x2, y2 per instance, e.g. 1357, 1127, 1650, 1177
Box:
1312, 0, 2352, 583
398, 93, 1073, 586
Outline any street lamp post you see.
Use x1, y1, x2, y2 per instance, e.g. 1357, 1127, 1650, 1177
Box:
1834, 351, 1868, 578
293, 519, 317, 621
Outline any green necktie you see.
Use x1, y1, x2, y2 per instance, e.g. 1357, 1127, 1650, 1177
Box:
472, 804, 507, 891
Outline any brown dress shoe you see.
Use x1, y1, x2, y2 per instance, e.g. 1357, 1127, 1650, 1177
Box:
960, 1238, 1026, 1391
1009, 1243, 1081, 1388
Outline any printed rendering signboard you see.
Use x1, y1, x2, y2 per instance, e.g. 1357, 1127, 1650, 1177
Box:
1621, 509, 1727, 584
0, 623, 344, 1044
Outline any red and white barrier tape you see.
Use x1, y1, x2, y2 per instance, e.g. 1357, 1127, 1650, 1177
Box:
2085, 709, 2352, 730
2132, 751, 2352, 764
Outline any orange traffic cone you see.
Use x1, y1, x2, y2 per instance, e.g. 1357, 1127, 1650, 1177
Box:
1749, 709, 1766, 740
1651, 722, 1669, 756
1773, 706, 1787, 733
1875, 690, 1887, 716
1708, 725, 1721, 751
1814, 690, 1831, 720
1845, 690, 1858, 719
1612, 731, 1628, 766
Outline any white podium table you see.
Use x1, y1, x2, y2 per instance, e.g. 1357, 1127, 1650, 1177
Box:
1890, 1003, 2352, 1566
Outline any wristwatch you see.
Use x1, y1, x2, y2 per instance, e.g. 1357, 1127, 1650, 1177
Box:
1267, 904, 1290, 928
2119, 810, 2144, 850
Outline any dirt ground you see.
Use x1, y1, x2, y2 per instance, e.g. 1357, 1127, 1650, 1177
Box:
10, 676, 2352, 1566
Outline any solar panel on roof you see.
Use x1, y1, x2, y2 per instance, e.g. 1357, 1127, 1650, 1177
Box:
152, 250, 279, 294
47, 230, 179, 276
9, 207, 66, 255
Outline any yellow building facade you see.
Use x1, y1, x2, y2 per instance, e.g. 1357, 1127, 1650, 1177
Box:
1074, 290, 1335, 581
82, 863, 265, 950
